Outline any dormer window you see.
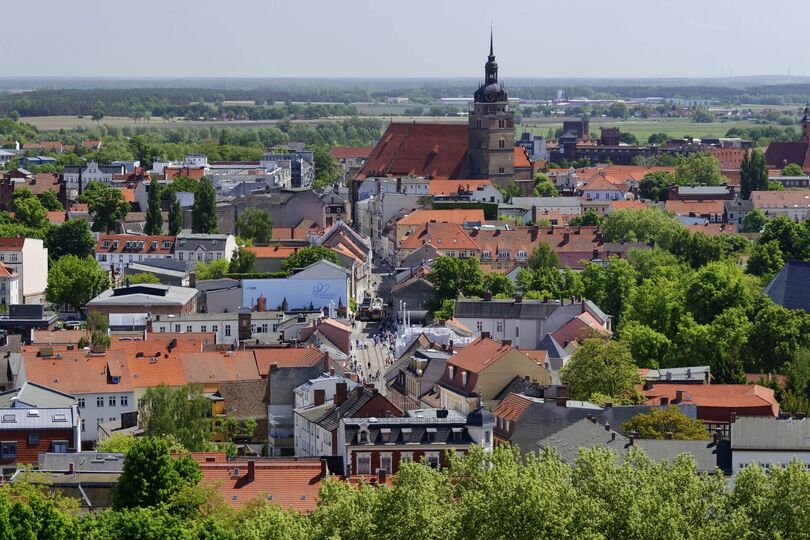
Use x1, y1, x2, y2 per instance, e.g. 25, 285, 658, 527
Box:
448, 366, 455, 380
102, 240, 110, 248
381, 428, 391, 443
111, 376, 121, 384
461, 371, 468, 387
401, 428, 412, 443
516, 250, 527, 260
481, 250, 492, 260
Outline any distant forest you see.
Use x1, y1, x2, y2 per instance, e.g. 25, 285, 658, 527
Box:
1, 81, 810, 118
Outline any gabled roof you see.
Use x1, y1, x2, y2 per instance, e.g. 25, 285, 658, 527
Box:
398, 208, 485, 226
0, 262, 17, 278
181, 351, 261, 384
309, 386, 400, 432
357, 122, 469, 180
445, 337, 515, 374
399, 222, 480, 252
428, 179, 493, 196
514, 147, 532, 169
731, 416, 810, 451
665, 199, 724, 216
583, 175, 623, 192
253, 347, 326, 375
329, 146, 373, 159
24, 350, 134, 394
641, 384, 778, 416
764, 259, 810, 312
0, 381, 76, 408
765, 141, 810, 171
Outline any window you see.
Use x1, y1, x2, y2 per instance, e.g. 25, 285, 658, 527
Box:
516, 250, 527, 260
77, 398, 85, 409
499, 167, 504, 174
200, 325, 207, 333
484, 430, 492, 444
400, 452, 413, 463
461, 371, 468, 387
174, 324, 180, 332
380, 453, 392, 474
159, 326, 165, 333
186, 325, 192, 333
401, 428, 412, 443
28, 433, 39, 446
212, 325, 218, 334
481, 250, 492, 260
426, 452, 440, 468
498, 139, 505, 149
10, 254, 16, 262
178, 252, 184, 261
496, 321, 503, 332
52, 441, 68, 453
448, 366, 455, 379
97, 396, 104, 407
108, 396, 116, 407
356, 454, 371, 475
225, 325, 231, 337
120, 395, 128, 407
0, 442, 16, 459
515, 325, 519, 338
81, 419, 85, 432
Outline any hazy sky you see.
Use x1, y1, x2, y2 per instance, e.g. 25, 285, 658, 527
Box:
6, 0, 810, 79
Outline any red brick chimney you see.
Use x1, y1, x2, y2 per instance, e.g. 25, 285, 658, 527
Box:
247, 460, 255, 482
335, 382, 347, 405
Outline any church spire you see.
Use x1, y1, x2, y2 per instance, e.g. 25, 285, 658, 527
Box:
489, 26, 494, 58
484, 28, 498, 85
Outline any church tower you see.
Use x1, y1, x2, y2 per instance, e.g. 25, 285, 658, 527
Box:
802, 105, 810, 143
468, 31, 515, 185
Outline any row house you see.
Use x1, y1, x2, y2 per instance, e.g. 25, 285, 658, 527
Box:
174, 233, 238, 264
337, 405, 495, 476
62, 162, 126, 200
665, 199, 724, 225
0, 382, 81, 472
751, 190, 810, 222
396, 222, 481, 266
395, 208, 485, 247
0, 237, 48, 304
95, 235, 175, 272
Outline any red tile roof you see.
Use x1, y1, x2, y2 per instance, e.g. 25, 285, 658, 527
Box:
493, 392, 534, 421
446, 337, 514, 374
181, 351, 261, 384
95, 235, 175, 255
583, 175, 623, 192
194, 454, 324, 511
357, 122, 469, 180
47, 211, 66, 223
0, 262, 17, 278
329, 146, 373, 160
398, 208, 484, 226
24, 350, 134, 394
665, 199, 724, 216
641, 384, 779, 420
514, 147, 532, 169
428, 179, 493, 196
0, 238, 25, 249
751, 189, 810, 210
765, 142, 810, 172
253, 347, 326, 375
399, 222, 480, 252
246, 245, 301, 259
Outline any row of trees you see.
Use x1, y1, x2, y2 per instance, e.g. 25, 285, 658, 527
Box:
7, 440, 810, 539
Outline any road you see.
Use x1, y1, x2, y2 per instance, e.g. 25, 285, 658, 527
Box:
347, 263, 397, 393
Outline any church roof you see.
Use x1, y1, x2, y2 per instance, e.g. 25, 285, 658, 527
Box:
356, 123, 469, 180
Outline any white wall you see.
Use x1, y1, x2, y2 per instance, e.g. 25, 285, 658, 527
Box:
77, 391, 135, 442
243, 277, 348, 312
732, 450, 810, 476
21, 239, 47, 303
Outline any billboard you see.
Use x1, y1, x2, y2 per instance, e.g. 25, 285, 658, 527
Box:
242, 277, 348, 311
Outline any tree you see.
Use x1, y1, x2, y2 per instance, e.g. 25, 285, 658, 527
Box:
675, 152, 724, 187
516, 267, 563, 298
481, 272, 515, 297
496, 181, 523, 202
760, 216, 807, 260
45, 219, 94, 260
46, 255, 108, 312
193, 259, 230, 280
139, 384, 211, 451
10, 195, 47, 228
607, 102, 630, 119
426, 256, 484, 302
568, 209, 601, 227
647, 132, 670, 145
620, 321, 670, 369
80, 182, 130, 233
782, 163, 804, 176
191, 178, 217, 234
39, 189, 63, 211
96, 433, 137, 453
559, 337, 640, 403
747, 240, 784, 280
168, 196, 182, 236
112, 437, 201, 510
312, 145, 341, 189
638, 171, 675, 202
128, 273, 161, 284
601, 207, 682, 245
228, 247, 256, 274
621, 406, 709, 440
236, 208, 273, 244
527, 242, 560, 270
684, 261, 752, 324
742, 208, 767, 233
91, 109, 105, 124
746, 302, 810, 373
281, 245, 339, 274
740, 149, 769, 199
143, 180, 163, 236
532, 173, 558, 197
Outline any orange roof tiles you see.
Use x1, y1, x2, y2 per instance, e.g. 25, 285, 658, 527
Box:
665, 199, 724, 216
246, 245, 301, 259
398, 208, 484, 226
514, 147, 532, 169
95, 235, 175, 255
751, 189, 810, 209
493, 392, 534, 421
195, 455, 324, 511
447, 337, 514, 374
253, 347, 326, 375
128, 353, 187, 388
357, 122, 469, 180
609, 200, 648, 211
47, 211, 66, 223
684, 222, 738, 236
642, 384, 779, 417
24, 349, 134, 394
428, 179, 493, 196
0, 262, 16, 278
329, 146, 372, 160
520, 349, 549, 365
583, 175, 623, 192
0, 238, 25, 249
181, 351, 261, 384
399, 222, 480, 252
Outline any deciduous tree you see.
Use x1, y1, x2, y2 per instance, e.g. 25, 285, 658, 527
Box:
621, 406, 709, 440
46, 255, 108, 311
559, 336, 640, 403
236, 208, 273, 244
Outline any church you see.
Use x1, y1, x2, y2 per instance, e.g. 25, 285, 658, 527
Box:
765, 106, 810, 172
355, 34, 534, 192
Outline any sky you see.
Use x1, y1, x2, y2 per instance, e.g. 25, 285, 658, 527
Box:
5, 0, 810, 79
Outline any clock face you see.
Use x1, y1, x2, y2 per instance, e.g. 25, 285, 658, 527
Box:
485, 88, 497, 102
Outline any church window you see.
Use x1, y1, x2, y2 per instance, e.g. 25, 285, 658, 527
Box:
498, 139, 505, 149
499, 168, 505, 174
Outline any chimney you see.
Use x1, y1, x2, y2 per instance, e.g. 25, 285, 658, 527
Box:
320, 459, 328, 478
604, 402, 612, 409
604, 422, 610, 431
247, 460, 255, 482
189, 271, 197, 289
256, 295, 267, 313
555, 397, 567, 407
562, 232, 570, 244
448, 339, 454, 352
531, 205, 537, 225
68, 462, 75, 474
314, 388, 325, 406
665, 431, 673, 440
675, 389, 684, 403
713, 428, 722, 445
629, 430, 637, 445
335, 382, 347, 405
514, 294, 523, 304
610, 432, 616, 441
378, 468, 387, 485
